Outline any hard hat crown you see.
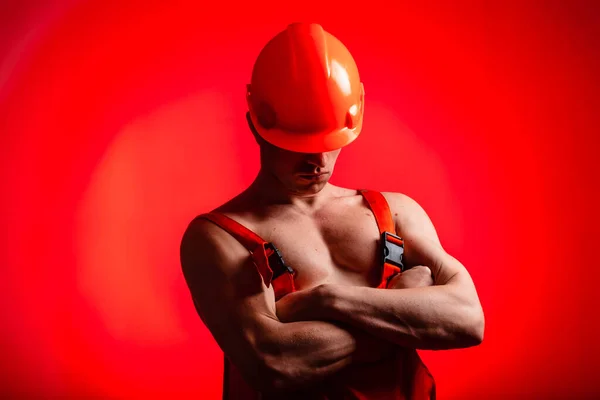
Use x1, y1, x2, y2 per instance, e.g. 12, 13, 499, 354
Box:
247, 23, 364, 153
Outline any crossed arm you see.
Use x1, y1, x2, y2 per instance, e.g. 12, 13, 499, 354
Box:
276, 193, 485, 350
276, 240, 484, 350
180, 217, 396, 395
180, 194, 484, 393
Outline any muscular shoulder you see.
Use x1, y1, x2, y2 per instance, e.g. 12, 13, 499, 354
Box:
179, 216, 252, 284
380, 191, 441, 246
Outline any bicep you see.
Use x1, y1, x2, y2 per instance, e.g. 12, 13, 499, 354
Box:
180, 219, 280, 387
387, 193, 484, 340
387, 192, 470, 286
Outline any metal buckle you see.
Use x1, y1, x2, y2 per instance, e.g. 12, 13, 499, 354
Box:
265, 242, 295, 279
381, 232, 405, 272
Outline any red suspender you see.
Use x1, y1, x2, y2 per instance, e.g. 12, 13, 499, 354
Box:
198, 212, 298, 400
359, 189, 395, 234
199, 212, 274, 287
198, 212, 296, 300
358, 190, 405, 288
200, 190, 401, 293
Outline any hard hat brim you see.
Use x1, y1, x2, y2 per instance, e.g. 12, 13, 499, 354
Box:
248, 111, 363, 154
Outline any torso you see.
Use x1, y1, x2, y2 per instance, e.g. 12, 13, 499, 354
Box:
215, 185, 389, 290
213, 185, 437, 399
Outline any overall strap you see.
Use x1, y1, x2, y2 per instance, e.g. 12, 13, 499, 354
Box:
198, 212, 274, 287
358, 189, 396, 234
358, 190, 405, 287
200, 212, 293, 400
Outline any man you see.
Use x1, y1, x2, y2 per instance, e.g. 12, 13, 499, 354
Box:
180, 23, 484, 399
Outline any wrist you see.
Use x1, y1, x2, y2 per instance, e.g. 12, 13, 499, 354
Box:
315, 283, 344, 321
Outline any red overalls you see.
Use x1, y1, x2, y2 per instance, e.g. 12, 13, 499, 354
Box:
198, 190, 436, 400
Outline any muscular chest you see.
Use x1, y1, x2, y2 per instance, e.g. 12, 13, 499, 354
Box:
252, 201, 384, 289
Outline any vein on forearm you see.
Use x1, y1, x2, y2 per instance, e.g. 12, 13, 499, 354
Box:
329, 275, 478, 350
255, 319, 373, 390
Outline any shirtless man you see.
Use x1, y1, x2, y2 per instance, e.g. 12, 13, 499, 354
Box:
180, 23, 484, 399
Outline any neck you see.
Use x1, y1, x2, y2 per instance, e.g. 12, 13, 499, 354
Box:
246, 167, 334, 211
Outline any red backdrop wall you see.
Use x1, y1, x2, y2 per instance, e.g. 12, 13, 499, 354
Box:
1, 1, 598, 398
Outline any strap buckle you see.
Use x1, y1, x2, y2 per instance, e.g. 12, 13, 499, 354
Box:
265, 242, 295, 279
381, 232, 405, 272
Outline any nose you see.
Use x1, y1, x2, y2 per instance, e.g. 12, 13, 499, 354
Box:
306, 152, 327, 170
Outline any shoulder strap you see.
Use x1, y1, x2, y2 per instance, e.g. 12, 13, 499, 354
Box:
358, 189, 396, 235
197, 212, 274, 287
359, 190, 404, 287
199, 212, 266, 251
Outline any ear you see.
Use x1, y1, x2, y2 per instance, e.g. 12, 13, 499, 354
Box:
246, 112, 263, 144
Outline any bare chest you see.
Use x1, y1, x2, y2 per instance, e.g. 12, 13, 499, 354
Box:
235, 200, 385, 290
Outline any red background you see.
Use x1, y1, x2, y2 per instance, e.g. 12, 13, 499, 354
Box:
1, 1, 599, 398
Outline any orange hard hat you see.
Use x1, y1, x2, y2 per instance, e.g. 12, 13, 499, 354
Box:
247, 23, 365, 153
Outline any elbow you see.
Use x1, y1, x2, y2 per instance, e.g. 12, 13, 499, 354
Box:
237, 329, 305, 395
461, 305, 485, 347
225, 351, 292, 394
259, 376, 295, 396
472, 304, 485, 344
251, 370, 287, 395
251, 349, 299, 395
256, 365, 300, 395
440, 304, 484, 349
474, 314, 485, 345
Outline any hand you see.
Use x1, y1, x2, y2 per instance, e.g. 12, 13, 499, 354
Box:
386, 266, 434, 289
275, 284, 330, 323
277, 286, 395, 364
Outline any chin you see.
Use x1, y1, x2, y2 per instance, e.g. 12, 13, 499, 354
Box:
293, 181, 328, 194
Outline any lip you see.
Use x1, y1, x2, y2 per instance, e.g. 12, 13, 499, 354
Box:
297, 172, 329, 177
297, 172, 329, 181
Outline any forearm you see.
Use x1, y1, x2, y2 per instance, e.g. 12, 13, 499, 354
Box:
256, 318, 394, 393
324, 275, 484, 350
